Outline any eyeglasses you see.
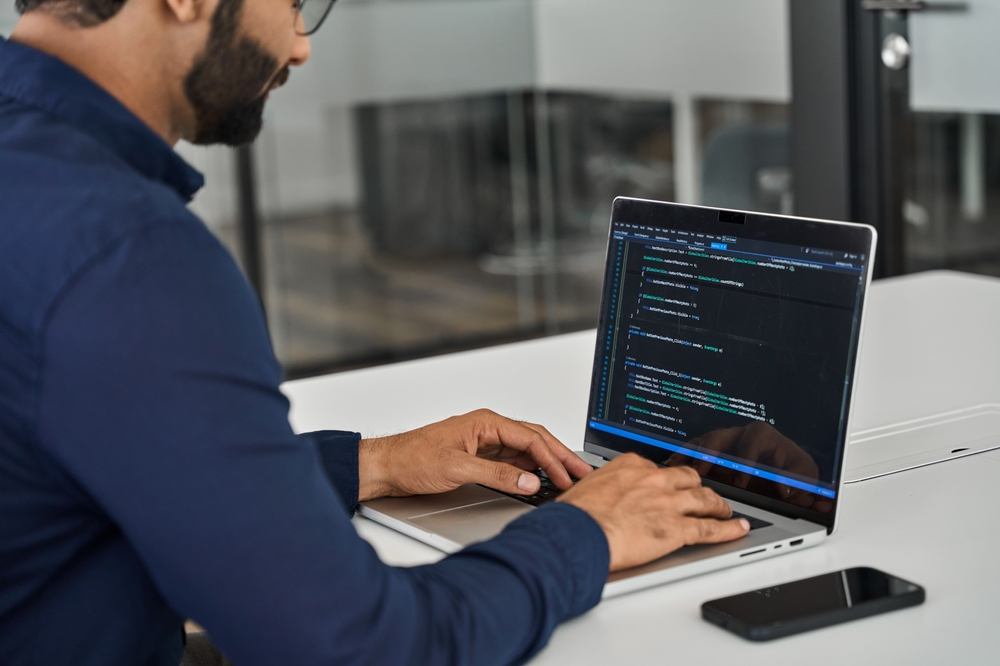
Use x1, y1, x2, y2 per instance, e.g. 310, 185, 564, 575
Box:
293, 0, 336, 36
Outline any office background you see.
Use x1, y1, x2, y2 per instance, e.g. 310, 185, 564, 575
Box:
3, 0, 997, 378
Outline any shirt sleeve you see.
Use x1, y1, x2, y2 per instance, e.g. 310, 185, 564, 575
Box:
308, 430, 362, 512
36, 219, 609, 666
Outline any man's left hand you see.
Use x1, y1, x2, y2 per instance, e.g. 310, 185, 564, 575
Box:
356, 409, 593, 501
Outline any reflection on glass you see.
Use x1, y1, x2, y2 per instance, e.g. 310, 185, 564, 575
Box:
663, 422, 833, 514
240, 91, 686, 376
699, 100, 792, 216
212, 93, 797, 377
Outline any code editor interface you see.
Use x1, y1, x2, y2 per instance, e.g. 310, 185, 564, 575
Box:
588, 221, 867, 501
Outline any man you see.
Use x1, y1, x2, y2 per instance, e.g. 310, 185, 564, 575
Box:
0, 0, 750, 662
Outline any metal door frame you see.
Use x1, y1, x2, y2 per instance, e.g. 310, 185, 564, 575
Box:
790, 0, 910, 278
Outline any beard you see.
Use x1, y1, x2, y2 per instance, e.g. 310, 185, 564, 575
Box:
183, 0, 287, 146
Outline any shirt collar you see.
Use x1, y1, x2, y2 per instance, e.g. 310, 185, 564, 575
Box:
0, 36, 205, 202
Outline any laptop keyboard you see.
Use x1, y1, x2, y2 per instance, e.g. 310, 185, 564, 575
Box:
488, 471, 773, 530
490, 471, 563, 506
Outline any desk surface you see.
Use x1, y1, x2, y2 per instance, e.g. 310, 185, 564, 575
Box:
283, 270, 1000, 663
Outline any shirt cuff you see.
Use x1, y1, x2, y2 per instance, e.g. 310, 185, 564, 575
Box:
306, 430, 362, 512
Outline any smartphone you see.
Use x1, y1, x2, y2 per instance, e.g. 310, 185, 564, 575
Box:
701, 567, 925, 641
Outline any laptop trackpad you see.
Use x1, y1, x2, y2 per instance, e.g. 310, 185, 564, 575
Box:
408, 498, 533, 547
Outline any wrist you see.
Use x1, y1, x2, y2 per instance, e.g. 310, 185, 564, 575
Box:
358, 437, 395, 501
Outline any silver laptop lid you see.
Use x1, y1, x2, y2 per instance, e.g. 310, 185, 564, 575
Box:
584, 198, 877, 534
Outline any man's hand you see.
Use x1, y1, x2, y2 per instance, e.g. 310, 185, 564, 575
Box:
558, 454, 750, 572
357, 409, 593, 501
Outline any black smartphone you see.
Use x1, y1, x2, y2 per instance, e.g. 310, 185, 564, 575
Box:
701, 567, 925, 641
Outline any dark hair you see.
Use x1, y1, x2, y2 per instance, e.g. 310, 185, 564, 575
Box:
15, 0, 129, 26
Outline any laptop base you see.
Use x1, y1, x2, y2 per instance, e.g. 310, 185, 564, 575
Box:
358, 484, 826, 599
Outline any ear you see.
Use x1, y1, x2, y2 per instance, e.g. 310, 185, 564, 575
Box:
162, 0, 202, 24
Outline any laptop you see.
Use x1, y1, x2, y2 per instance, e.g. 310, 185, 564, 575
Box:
360, 198, 877, 598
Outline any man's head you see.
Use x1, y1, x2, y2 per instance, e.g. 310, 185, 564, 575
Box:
12, 0, 321, 145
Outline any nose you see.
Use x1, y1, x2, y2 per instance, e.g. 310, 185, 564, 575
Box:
290, 33, 311, 66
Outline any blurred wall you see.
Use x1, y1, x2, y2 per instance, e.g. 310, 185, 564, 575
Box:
910, 1, 1000, 114
0, 2, 18, 36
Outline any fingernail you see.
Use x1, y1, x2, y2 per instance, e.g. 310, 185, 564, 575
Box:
739, 518, 750, 531
518, 473, 538, 492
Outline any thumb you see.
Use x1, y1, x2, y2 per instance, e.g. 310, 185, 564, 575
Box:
457, 456, 541, 495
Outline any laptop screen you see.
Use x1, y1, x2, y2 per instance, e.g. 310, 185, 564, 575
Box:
585, 199, 875, 531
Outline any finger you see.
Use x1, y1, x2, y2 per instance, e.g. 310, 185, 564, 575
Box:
662, 452, 688, 467
695, 459, 714, 476
510, 426, 574, 488
692, 440, 731, 474
773, 482, 794, 499
520, 421, 594, 481
738, 424, 817, 479
456, 455, 541, 495
684, 516, 750, 545
733, 426, 820, 496
505, 452, 544, 472
672, 487, 732, 518
491, 445, 542, 470
659, 465, 702, 490
736, 424, 782, 466
476, 413, 572, 487
672, 441, 714, 478
788, 488, 819, 508
697, 427, 745, 454
814, 500, 834, 514
710, 466, 735, 486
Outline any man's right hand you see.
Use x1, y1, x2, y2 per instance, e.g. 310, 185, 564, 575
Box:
557, 453, 750, 572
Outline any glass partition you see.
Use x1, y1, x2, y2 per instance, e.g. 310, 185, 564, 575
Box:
901, 4, 1000, 276
903, 113, 1000, 276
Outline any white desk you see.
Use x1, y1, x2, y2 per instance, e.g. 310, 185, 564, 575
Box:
283, 270, 1000, 663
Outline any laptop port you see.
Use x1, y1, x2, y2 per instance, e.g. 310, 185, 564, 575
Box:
740, 548, 767, 558
790, 539, 804, 547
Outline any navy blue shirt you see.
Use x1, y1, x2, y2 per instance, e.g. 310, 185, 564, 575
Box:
0, 37, 608, 666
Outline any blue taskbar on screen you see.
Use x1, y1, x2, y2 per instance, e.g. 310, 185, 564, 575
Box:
587, 421, 837, 499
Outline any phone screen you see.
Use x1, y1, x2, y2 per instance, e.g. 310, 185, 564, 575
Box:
702, 567, 924, 640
